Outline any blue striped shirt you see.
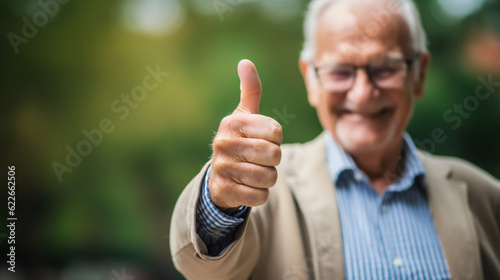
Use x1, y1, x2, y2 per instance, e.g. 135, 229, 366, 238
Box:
327, 132, 450, 279
196, 132, 451, 279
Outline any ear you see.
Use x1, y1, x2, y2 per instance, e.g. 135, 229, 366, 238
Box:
299, 58, 320, 107
413, 52, 430, 100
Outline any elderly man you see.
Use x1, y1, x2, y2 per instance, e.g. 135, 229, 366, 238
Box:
170, 0, 500, 279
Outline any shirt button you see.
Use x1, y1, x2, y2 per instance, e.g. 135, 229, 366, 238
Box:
381, 205, 388, 213
354, 172, 363, 182
213, 230, 221, 236
393, 258, 403, 268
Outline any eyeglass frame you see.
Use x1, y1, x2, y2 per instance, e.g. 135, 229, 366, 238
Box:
311, 53, 422, 92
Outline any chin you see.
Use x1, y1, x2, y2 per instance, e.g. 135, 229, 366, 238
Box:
334, 123, 397, 154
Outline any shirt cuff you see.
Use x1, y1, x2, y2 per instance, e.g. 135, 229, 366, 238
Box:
196, 165, 248, 255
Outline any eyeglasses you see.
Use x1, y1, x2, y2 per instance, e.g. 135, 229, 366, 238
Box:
312, 54, 421, 93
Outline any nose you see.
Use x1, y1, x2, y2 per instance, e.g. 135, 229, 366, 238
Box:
346, 68, 376, 105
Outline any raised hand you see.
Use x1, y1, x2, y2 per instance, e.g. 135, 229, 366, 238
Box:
208, 59, 283, 211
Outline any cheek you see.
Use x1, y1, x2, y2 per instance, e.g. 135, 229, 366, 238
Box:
317, 93, 342, 129
400, 83, 416, 109
391, 89, 415, 128
323, 93, 338, 112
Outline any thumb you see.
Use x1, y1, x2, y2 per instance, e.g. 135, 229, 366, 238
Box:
235, 59, 262, 114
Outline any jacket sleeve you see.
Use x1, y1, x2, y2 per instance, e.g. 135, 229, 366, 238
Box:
169, 161, 261, 280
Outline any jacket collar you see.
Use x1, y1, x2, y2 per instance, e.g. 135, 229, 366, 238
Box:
286, 132, 481, 279
325, 131, 426, 192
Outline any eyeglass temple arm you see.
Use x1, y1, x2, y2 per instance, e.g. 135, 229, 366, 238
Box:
405, 53, 422, 66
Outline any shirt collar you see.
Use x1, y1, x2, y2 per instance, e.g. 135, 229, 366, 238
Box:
325, 131, 426, 191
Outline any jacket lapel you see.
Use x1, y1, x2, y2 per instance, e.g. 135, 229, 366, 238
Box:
286, 133, 344, 279
285, 134, 482, 279
419, 152, 483, 280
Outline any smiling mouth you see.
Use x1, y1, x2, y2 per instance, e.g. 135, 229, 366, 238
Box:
341, 108, 393, 118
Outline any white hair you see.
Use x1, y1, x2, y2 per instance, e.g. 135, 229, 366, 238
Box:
300, 0, 428, 62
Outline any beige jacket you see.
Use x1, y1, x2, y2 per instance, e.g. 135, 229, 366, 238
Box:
170, 133, 500, 279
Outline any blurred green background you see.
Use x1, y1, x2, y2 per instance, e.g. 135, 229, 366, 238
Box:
0, 0, 499, 279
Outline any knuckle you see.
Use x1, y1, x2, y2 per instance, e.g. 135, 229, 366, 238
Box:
272, 121, 283, 135
220, 115, 231, 125
218, 115, 233, 132
230, 115, 249, 136
266, 167, 278, 187
256, 166, 277, 188
211, 176, 237, 207
212, 138, 224, 152
209, 176, 224, 200
269, 121, 283, 143
255, 192, 269, 206
245, 189, 269, 207
213, 138, 242, 159
270, 146, 282, 166
212, 158, 232, 179
276, 123, 283, 136
220, 115, 249, 137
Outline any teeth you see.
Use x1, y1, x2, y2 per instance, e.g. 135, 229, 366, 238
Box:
342, 108, 389, 117
360, 110, 385, 117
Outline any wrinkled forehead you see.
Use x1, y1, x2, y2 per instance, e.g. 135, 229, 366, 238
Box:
315, 0, 413, 65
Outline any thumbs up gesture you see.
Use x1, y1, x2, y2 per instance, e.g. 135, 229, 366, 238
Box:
209, 60, 283, 211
